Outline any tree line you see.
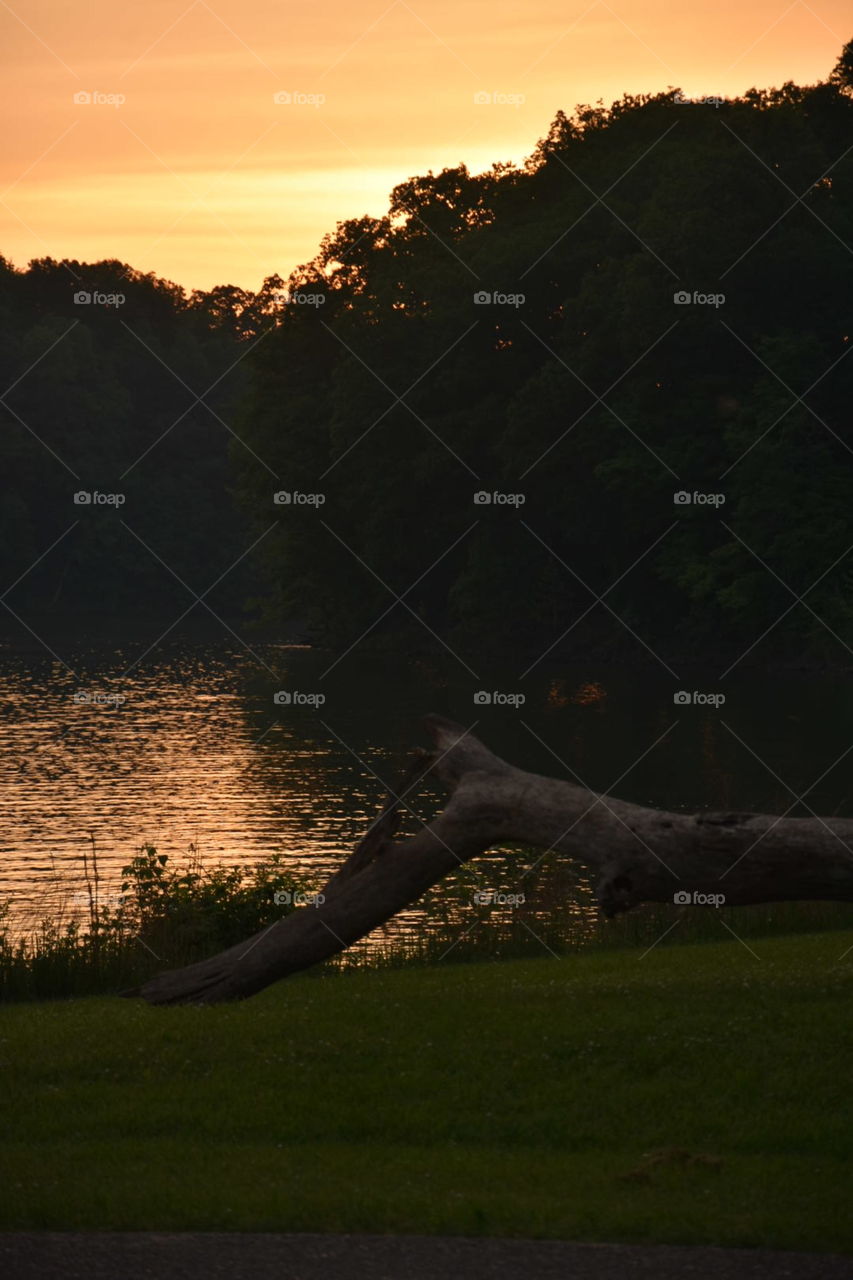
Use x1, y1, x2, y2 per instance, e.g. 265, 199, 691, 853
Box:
2, 41, 851, 664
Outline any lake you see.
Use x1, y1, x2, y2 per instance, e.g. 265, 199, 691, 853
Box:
2, 637, 852, 956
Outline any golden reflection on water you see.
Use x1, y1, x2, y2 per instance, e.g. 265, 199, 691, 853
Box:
3, 642, 835, 955
0, 653, 346, 923
0, 645, 602, 954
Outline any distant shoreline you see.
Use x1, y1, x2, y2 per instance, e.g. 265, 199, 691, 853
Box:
0, 619, 849, 677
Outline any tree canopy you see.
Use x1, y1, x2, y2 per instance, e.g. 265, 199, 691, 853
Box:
2, 44, 851, 664
233, 50, 853, 664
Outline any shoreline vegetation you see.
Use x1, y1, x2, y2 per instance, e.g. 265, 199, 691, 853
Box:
4, 840, 853, 1002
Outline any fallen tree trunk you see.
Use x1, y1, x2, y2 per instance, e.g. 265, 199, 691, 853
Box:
131, 714, 853, 1005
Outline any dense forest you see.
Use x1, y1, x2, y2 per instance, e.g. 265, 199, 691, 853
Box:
0, 260, 286, 626
2, 40, 852, 663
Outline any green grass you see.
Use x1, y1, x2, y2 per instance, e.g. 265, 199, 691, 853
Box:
2, 931, 853, 1249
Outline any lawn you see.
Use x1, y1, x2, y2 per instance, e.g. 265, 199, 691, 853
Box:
1, 931, 852, 1250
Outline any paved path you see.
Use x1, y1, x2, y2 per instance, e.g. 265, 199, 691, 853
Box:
1, 1233, 851, 1280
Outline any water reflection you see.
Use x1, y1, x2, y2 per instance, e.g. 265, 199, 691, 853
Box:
1, 641, 851, 953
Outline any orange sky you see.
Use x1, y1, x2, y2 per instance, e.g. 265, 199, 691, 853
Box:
1, 0, 849, 292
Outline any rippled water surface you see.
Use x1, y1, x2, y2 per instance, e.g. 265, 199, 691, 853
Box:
1, 639, 851, 947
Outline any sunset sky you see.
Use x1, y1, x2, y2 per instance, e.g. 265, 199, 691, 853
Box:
1, 0, 849, 292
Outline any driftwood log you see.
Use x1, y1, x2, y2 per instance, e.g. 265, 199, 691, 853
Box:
130, 714, 853, 1005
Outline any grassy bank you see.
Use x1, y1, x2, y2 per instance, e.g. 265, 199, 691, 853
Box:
2, 931, 853, 1249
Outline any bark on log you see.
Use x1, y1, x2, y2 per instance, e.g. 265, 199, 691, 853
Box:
129, 714, 853, 1005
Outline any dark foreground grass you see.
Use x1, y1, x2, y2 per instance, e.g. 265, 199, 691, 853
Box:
2, 931, 853, 1250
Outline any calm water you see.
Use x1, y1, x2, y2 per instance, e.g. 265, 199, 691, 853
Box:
1, 638, 852, 949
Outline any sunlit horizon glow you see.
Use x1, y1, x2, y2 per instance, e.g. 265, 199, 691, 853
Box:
1, 0, 849, 292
